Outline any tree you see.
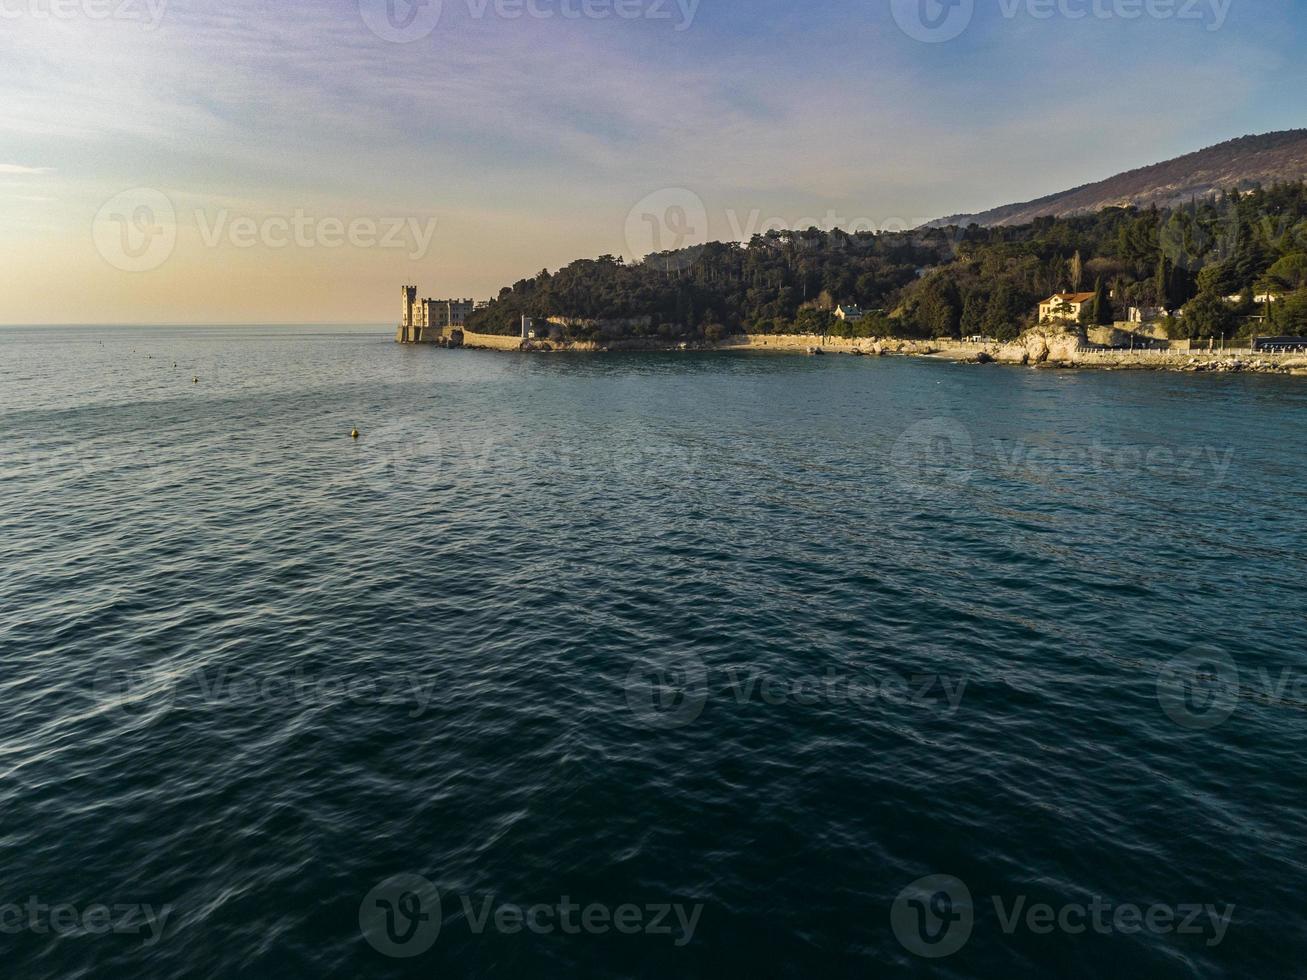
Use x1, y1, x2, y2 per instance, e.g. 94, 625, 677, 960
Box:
794, 307, 833, 336
1090, 276, 1113, 325
959, 290, 986, 336
1274, 290, 1307, 333
1069, 250, 1084, 291
1155, 255, 1173, 308
1231, 232, 1270, 288
1196, 262, 1238, 297
911, 275, 962, 338
982, 283, 1023, 341
1179, 291, 1237, 339
1265, 253, 1307, 292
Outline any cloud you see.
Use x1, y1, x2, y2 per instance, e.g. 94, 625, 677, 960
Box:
0, 0, 1297, 322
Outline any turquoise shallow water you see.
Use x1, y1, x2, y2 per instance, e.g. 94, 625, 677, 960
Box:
2, 324, 1305, 978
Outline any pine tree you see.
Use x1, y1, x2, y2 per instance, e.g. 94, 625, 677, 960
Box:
1155, 255, 1172, 308
982, 284, 1019, 341
960, 291, 986, 336
1091, 276, 1113, 325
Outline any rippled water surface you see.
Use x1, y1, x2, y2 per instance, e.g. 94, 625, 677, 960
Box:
2, 324, 1305, 978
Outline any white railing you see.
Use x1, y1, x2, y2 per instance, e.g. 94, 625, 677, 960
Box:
1075, 346, 1258, 356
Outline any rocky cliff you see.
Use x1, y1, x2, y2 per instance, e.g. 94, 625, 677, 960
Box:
994, 325, 1084, 365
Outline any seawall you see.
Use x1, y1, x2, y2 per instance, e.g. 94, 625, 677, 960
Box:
398, 326, 1307, 374
924, 340, 1307, 374
1059, 349, 1307, 373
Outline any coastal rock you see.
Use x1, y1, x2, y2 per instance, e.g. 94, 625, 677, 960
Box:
996, 325, 1081, 365
995, 344, 1029, 365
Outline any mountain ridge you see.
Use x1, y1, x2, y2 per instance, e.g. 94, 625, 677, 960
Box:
928, 129, 1307, 228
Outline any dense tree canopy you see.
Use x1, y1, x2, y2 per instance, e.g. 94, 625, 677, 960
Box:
466, 183, 1307, 342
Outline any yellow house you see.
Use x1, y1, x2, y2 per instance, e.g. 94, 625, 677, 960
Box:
1039, 292, 1095, 323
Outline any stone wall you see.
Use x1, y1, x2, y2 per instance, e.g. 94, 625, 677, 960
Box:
459, 328, 603, 351
396, 324, 454, 344
1084, 323, 1183, 346
1069, 349, 1307, 372
455, 328, 516, 350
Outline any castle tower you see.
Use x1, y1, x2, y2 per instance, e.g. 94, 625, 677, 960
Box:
402, 285, 417, 328
399, 285, 418, 342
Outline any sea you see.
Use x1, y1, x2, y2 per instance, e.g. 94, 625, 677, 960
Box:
2, 324, 1304, 978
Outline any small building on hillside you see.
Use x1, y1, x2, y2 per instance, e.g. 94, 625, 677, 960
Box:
1039, 292, 1096, 323
834, 304, 865, 322
1224, 293, 1282, 305
1127, 305, 1167, 324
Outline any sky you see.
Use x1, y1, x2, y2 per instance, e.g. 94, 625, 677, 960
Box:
0, 0, 1303, 324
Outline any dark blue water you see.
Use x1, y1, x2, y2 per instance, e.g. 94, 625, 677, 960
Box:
2, 325, 1305, 978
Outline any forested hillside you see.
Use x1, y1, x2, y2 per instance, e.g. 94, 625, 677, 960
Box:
467, 182, 1307, 343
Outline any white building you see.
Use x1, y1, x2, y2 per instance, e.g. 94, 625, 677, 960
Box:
1039, 292, 1095, 323
1224, 293, 1282, 305
1127, 305, 1166, 324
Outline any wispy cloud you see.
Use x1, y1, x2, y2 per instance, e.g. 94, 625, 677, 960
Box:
0, 0, 1299, 323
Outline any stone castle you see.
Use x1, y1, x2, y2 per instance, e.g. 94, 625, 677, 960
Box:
396, 286, 476, 344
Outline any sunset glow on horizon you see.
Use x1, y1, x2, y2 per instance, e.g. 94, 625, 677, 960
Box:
2, 0, 1301, 324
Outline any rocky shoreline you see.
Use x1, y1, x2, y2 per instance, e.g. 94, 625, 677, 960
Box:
448, 327, 1307, 375
929, 327, 1307, 375
724, 328, 1307, 375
